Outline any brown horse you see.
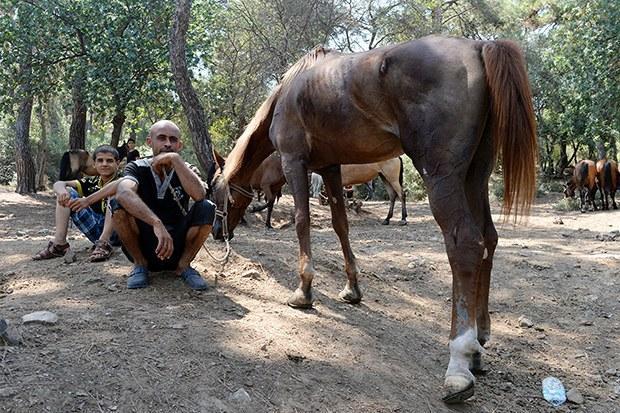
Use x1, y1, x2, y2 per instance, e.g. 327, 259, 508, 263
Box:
311, 157, 407, 225
596, 159, 618, 210
564, 160, 598, 212
58, 149, 96, 180
247, 153, 287, 228
211, 36, 537, 403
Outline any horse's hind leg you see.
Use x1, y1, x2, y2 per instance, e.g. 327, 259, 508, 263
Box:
424, 174, 485, 402
321, 165, 362, 304
380, 175, 396, 225
281, 155, 315, 308
265, 198, 275, 229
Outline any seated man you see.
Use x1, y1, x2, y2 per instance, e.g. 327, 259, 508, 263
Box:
33, 145, 121, 262
111, 120, 215, 290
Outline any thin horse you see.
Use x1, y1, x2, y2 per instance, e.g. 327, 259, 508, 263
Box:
311, 157, 407, 225
211, 36, 537, 403
564, 160, 598, 212
246, 153, 287, 228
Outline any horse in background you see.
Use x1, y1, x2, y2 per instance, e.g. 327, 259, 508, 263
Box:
213, 151, 286, 230
58, 149, 96, 181
311, 157, 407, 225
211, 36, 537, 402
247, 153, 287, 228
564, 160, 598, 212
596, 159, 618, 210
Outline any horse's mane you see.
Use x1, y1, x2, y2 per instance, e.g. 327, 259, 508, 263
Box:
222, 46, 331, 184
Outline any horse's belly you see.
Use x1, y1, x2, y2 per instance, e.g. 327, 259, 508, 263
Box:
308, 133, 403, 169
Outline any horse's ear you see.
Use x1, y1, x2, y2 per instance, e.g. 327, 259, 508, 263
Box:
213, 148, 226, 170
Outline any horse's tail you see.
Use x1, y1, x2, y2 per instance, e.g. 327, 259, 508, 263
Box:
59, 151, 71, 181
577, 161, 589, 189
398, 156, 404, 199
482, 40, 537, 221
604, 161, 613, 193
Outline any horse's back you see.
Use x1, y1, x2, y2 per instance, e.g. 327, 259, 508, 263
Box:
273, 36, 488, 169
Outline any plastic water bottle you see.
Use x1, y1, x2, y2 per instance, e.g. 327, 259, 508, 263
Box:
542, 376, 566, 407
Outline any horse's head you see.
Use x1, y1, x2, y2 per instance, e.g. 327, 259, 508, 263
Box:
210, 150, 253, 241
563, 179, 576, 198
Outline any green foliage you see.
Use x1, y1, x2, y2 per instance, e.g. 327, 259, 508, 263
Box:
553, 197, 580, 211
401, 157, 427, 201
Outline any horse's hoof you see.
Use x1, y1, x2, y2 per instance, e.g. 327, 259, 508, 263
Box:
287, 288, 313, 309
442, 375, 475, 404
339, 284, 362, 304
470, 352, 489, 376
398, 220, 407, 226
381, 220, 390, 225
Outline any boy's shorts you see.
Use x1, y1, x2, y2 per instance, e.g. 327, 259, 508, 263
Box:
68, 188, 120, 246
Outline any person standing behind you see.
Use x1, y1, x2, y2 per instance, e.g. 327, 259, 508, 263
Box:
33, 145, 121, 262
111, 120, 215, 290
125, 137, 140, 163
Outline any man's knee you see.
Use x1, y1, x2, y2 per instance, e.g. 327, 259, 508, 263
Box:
190, 199, 216, 226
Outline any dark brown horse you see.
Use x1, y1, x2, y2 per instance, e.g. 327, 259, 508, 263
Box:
58, 149, 96, 180
564, 160, 598, 212
596, 159, 618, 210
211, 36, 537, 403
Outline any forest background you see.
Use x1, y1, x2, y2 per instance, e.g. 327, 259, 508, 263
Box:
0, 0, 617, 199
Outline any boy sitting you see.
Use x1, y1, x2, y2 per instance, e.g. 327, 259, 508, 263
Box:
33, 145, 121, 262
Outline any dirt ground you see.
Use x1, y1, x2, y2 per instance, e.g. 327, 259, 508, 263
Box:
0, 185, 619, 413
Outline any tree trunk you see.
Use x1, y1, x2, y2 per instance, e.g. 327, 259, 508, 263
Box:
69, 72, 87, 150
14, 69, 37, 194
170, 0, 214, 176
35, 97, 49, 190
110, 106, 126, 148
557, 137, 568, 174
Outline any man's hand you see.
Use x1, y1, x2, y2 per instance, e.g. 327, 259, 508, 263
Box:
153, 221, 174, 261
67, 197, 90, 212
151, 153, 182, 176
56, 190, 71, 207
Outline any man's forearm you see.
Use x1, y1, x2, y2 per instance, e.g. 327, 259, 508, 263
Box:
172, 158, 206, 201
117, 189, 163, 227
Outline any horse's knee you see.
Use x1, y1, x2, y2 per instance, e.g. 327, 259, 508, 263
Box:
444, 221, 485, 271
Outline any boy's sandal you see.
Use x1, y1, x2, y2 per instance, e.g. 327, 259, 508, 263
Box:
32, 241, 70, 260
89, 240, 113, 262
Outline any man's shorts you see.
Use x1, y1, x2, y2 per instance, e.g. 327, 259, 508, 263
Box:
67, 188, 120, 246
110, 198, 215, 272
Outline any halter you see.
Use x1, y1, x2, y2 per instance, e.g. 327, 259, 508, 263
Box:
154, 167, 234, 265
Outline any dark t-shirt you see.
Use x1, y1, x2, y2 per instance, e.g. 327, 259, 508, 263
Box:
123, 158, 204, 225
75, 176, 117, 215
126, 149, 140, 163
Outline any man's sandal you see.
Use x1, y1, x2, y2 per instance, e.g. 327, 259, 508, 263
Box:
89, 240, 113, 262
32, 241, 70, 260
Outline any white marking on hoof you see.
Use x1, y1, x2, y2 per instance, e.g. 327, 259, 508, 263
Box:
483, 247, 488, 259
445, 328, 484, 392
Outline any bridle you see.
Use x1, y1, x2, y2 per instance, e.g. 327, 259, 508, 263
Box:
206, 182, 254, 264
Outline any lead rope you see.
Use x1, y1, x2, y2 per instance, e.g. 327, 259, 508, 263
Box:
158, 168, 234, 284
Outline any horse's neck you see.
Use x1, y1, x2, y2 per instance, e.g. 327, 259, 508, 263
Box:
231, 149, 274, 187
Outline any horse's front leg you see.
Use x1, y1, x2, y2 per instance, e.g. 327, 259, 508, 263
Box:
282, 156, 315, 308
321, 166, 362, 304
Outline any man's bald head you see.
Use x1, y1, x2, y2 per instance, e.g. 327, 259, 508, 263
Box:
147, 120, 183, 155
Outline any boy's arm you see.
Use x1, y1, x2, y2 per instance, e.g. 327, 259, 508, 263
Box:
67, 180, 120, 212
52, 180, 79, 207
